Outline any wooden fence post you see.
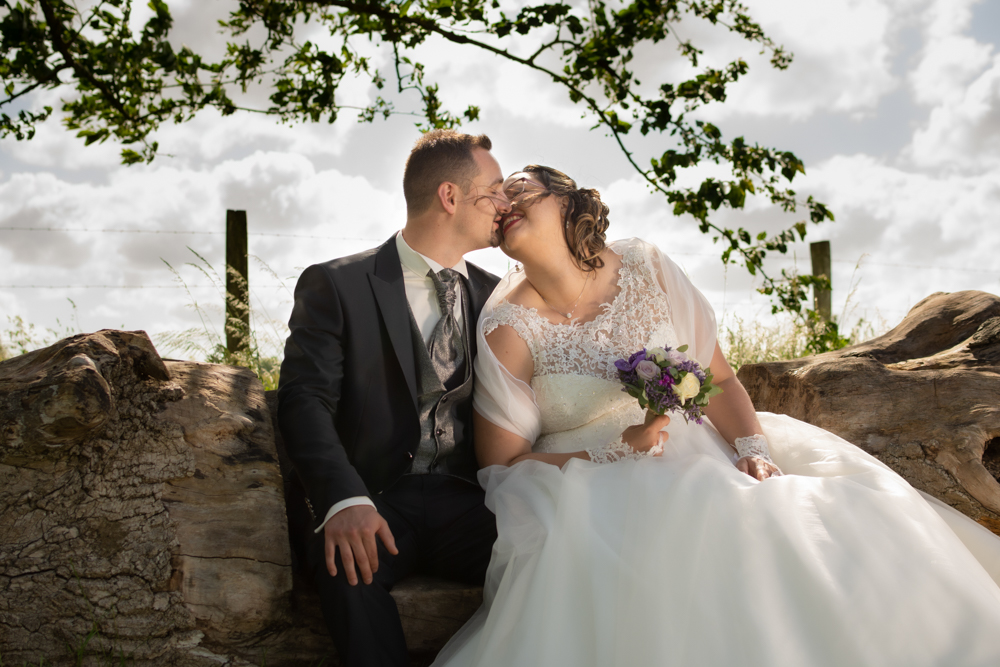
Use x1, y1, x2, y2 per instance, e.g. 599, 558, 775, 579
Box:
226, 210, 250, 355
810, 240, 832, 322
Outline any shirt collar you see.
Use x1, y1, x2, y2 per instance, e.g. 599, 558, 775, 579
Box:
396, 230, 469, 279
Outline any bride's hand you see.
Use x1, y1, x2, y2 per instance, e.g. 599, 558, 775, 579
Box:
620, 413, 671, 455
736, 456, 782, 481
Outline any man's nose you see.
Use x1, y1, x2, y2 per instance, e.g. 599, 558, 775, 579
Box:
496, 197, 512, 214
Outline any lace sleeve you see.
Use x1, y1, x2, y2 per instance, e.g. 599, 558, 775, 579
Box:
482, 303, 540, 360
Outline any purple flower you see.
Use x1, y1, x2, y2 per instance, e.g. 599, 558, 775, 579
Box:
636, 360, 661, 381
615, 343, 717, 424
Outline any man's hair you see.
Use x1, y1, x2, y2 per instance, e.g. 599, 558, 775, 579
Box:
403, 130, 493, 216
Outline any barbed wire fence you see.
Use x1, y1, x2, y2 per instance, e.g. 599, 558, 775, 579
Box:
4, 225, 998, 286
2, 221, 998, 364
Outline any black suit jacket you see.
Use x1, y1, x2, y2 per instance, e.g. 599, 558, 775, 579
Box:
277, 236, 500, 523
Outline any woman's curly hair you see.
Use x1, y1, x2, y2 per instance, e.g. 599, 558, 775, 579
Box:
521, 165, 610, 272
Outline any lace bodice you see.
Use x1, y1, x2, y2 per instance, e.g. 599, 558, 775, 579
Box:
481, 244, 679, 453
482, 244, 678, 381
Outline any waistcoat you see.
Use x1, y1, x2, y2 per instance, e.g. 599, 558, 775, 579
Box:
405, 280, 478, 484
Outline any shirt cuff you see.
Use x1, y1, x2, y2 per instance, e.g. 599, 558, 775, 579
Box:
314, 496, 376, 534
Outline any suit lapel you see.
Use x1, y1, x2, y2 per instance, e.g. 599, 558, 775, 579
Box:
459, 279, 474, 375
464, 265, 495, 360
369, 239, 418, 409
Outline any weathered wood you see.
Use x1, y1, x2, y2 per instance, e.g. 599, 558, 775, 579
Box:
809, 240, 831, 321
738, 290, 1000, 535
157, 361, 293, 653
0, 331, 482, 666
0, 331, 295, 665
226, 210, 250, 355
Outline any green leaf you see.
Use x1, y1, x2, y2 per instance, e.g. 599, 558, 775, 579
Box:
120, 148, 144, 164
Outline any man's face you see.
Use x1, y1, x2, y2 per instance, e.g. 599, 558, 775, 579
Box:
459, 148, 511, 249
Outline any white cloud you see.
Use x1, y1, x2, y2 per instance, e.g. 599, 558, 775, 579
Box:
0, 152, 405, 341
412, 32, 591, 130
779, 153, 1000, 321
690, 0, 901, 122
908, 54, 1000, 170
401, 0, 907, 129
908, 0, 993, 106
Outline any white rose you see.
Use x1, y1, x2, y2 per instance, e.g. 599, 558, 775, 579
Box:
673, 373, 701, 403
647, 347, 668, 364
667, 350, 688, 365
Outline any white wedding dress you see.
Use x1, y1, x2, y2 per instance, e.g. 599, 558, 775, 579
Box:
432, 238, 1000, 667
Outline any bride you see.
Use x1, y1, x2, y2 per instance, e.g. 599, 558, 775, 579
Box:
432, 165, 1000, 666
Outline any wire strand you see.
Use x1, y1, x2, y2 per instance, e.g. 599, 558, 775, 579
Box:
0, 284, 289, 289
2, 227, 997, 274
0, 226, 381, 241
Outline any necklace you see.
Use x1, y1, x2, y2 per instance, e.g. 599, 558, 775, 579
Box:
529, 273, 590, 319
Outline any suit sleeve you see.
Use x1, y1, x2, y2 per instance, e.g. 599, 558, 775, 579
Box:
278, 264, 370, 523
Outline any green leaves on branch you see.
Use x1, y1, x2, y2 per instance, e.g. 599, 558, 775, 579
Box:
0, 0, 833, 318
1, 0, 226, 163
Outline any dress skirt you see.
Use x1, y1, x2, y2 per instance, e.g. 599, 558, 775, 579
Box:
431, 413, 1000, 667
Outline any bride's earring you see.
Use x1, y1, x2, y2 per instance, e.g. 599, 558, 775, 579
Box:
515, 263, 522, 272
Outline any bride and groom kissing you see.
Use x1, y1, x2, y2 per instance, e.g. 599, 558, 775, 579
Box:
277, 130, 1000, 667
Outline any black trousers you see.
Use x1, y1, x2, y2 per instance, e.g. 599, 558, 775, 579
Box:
311, 474, 497, 667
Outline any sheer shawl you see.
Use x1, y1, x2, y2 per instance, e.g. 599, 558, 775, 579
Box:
472, 237, 718, 444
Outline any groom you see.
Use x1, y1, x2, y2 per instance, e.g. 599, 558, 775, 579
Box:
277, 130, 510, 666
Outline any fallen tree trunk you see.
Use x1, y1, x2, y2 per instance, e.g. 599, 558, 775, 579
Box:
14, 288, 993, 664
0, 330, 481, 666
737, 290, 1000, 535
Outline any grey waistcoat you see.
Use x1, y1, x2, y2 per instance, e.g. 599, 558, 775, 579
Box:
405, 282, 478, 484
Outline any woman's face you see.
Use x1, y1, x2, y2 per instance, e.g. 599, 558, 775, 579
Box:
498, 173, 567, 258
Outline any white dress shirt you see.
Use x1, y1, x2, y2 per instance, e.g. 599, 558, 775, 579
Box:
315, 231, 469, 532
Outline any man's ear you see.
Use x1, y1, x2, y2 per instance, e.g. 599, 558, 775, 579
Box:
437, 182, 460, 215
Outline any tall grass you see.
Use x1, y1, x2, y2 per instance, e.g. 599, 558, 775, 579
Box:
720, 258, 890, 372
0, 253, 289, 390
720, 312, 885, 372
154, 249, 290, 390
0, 303, 81, 362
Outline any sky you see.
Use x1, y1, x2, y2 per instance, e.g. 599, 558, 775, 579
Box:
1, 0, 999, 359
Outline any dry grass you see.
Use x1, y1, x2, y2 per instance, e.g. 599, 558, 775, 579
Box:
720, 311, 889, 373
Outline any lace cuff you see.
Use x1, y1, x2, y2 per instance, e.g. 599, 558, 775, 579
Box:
586, 437, 659, 464
734, 434, 773, 464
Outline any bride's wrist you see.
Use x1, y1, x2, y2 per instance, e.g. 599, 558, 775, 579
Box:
734, 434, 773, 464
586, 437, 656, 464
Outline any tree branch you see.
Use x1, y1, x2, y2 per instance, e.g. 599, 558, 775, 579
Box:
0, 66, 70, 107
301, 0, 790, 284
37, 0, 133, 123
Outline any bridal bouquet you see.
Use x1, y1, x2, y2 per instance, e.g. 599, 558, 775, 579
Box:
614, 345, 722, 424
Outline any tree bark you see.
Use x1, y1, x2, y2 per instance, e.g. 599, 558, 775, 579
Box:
0, 330, 481, 666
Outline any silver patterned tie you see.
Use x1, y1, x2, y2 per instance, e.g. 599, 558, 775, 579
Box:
427, 268, 465, 380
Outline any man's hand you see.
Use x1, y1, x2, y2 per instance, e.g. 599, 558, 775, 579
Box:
736, 456, 782, 481
324, 504, 398, 585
